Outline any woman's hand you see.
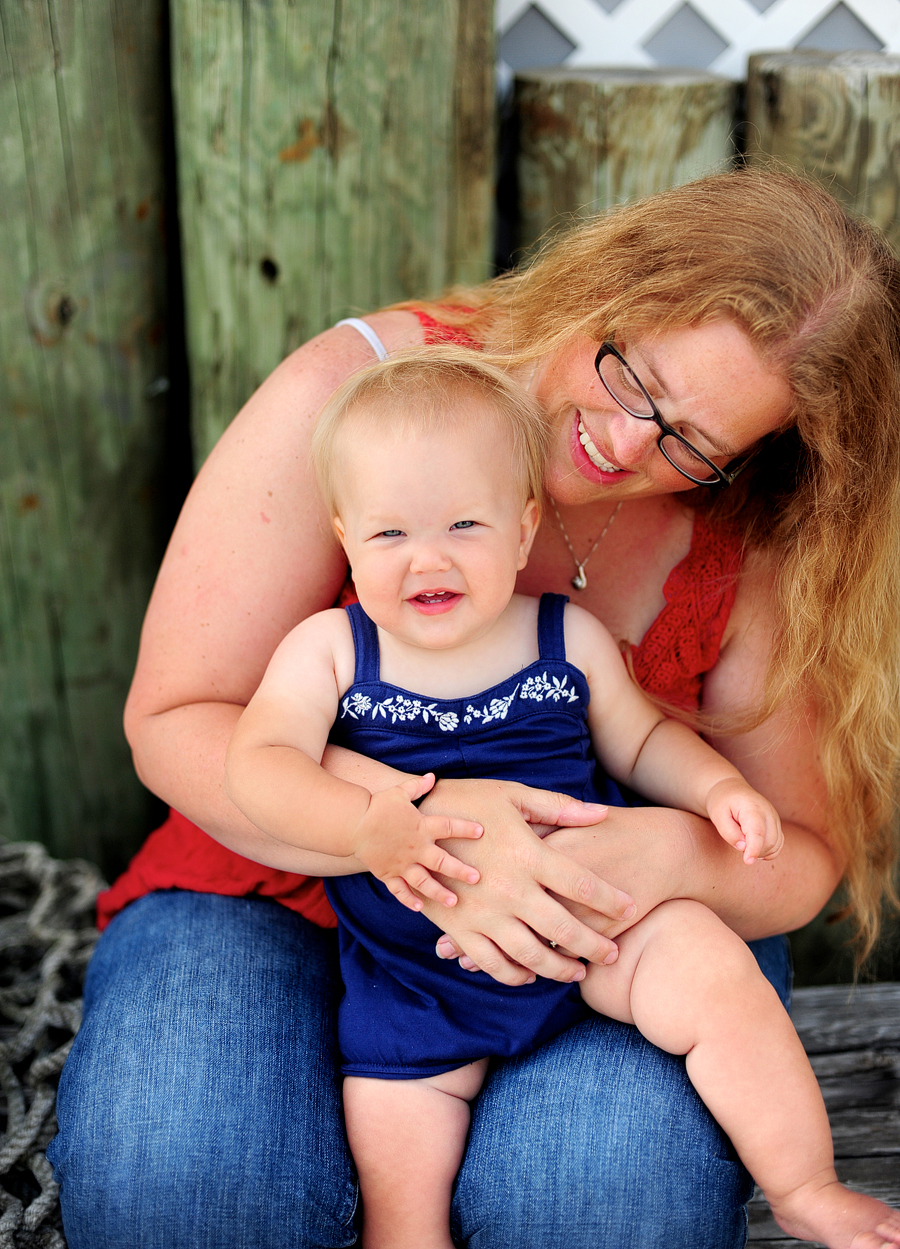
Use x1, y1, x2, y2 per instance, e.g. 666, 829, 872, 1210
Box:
434, 801, 842, 975
433, 803, 693, 974
414, 778, 636, 986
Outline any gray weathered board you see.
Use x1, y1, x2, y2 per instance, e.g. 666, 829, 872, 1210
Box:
748, 983, 900, 1245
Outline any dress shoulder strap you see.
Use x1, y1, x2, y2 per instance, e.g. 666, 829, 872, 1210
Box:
344, 603, 381, 683
334, 318, 389, 361
537, 593, 569, 662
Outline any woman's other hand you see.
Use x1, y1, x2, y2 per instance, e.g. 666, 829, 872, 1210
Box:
415, 778, 634, 986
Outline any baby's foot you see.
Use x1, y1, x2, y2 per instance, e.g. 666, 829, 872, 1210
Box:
770, 1177, 900, 1249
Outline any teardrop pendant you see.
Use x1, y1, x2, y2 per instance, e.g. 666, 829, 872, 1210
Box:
571, 567, 588, 591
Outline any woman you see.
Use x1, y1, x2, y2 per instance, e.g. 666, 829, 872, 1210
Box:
49, 169, 900, 1249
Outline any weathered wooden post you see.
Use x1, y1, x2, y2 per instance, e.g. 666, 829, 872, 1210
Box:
746, 51, 900, 254
171, 0, 494, 462
515, 67, 737, 259
0, 3, 171, 870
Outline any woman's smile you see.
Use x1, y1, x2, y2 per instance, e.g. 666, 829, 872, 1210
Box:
537, 319, 793, 506
570, 410, 633, 481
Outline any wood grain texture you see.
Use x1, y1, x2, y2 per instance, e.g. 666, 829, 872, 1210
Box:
0, 0, 170, 870
746, 50, 900, 254
791, 983, 900, 1054
171, 0, 494, 462
514, 67, 736, 261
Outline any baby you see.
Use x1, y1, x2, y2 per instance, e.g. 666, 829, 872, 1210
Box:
225, 349, 900, 1249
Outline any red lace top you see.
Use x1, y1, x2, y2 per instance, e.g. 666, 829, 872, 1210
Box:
97, 313, 743, 931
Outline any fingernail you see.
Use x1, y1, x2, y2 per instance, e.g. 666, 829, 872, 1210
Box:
571, 967, 585, 981
622, 903, 636, 919
602, 950, 618, 965
468, 872, 479, 883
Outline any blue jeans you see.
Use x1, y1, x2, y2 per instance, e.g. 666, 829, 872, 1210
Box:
48, 890, 792, 1248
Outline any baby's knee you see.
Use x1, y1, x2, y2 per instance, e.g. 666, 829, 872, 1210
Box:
641, 899, 755, 963
625, 900, 772, 1016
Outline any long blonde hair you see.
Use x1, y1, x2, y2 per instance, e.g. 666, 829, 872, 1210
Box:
400, 168, 900, 959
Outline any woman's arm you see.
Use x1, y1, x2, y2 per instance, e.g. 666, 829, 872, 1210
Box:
548, 552, 841, 938
123, 312, 424, 866
425, 553, 842, 976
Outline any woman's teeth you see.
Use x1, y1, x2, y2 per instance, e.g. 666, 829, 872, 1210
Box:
578, 418, 622, 473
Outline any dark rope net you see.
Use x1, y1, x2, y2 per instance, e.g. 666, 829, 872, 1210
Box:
0, 839, 104, 1249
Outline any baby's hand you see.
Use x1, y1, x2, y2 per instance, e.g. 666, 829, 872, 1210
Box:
705, 777, 784, 865
353, 774, 484, 911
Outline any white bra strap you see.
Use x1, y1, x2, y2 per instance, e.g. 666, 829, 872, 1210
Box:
334, 317, 389, 362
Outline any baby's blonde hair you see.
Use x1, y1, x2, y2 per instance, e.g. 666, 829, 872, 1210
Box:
312, 346, 549, 517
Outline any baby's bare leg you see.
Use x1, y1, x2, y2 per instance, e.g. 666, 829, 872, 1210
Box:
581, 901, 900, 1249
343, 1059, 488, 1249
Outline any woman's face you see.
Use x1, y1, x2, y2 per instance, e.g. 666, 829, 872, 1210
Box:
533, 319, 793, 507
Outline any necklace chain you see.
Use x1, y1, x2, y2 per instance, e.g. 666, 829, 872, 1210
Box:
550, 499, 622, 591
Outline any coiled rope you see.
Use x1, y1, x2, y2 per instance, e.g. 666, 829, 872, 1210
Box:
0, 840, 104, 1249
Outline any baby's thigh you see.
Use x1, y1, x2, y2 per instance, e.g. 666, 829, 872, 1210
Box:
579, 898, 742, 1026
427, 1058, 490, 1100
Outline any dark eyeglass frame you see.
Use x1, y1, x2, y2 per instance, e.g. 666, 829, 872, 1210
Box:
594, 342, 756, 487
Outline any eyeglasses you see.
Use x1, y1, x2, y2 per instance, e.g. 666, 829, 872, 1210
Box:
594, 342, 755, 487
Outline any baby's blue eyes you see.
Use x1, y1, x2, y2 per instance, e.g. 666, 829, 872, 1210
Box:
377, 521, 475, 537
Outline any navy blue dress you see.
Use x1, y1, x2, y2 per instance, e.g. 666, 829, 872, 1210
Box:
325, 594, 627, 1079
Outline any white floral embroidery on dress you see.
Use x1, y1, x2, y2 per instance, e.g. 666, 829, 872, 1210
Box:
340, 692, 459, 732
463, 686, 520, 726
519, 672, 579, 704
341, 693, 373, 719
340, 671, 578, 733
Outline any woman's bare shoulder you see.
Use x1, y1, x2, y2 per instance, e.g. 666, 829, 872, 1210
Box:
227, 309, 426, 433
126, 312, 426, 722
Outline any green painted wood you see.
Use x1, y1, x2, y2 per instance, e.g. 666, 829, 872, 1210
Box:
171, 0, 494, 463
0, 0, 170, 872
746, 51, 900, 255
514, 67, 737, 261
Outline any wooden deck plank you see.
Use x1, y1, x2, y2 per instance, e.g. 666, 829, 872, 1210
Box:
791, 984, 900, 1053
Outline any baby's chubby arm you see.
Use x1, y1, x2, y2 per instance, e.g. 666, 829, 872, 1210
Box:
564, 604, 784, 866
224, 609, 483, 909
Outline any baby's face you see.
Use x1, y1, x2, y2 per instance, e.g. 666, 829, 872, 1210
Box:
332, 400, 538, 652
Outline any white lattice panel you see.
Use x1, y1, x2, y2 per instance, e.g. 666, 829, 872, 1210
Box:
497, 0, 900, 79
